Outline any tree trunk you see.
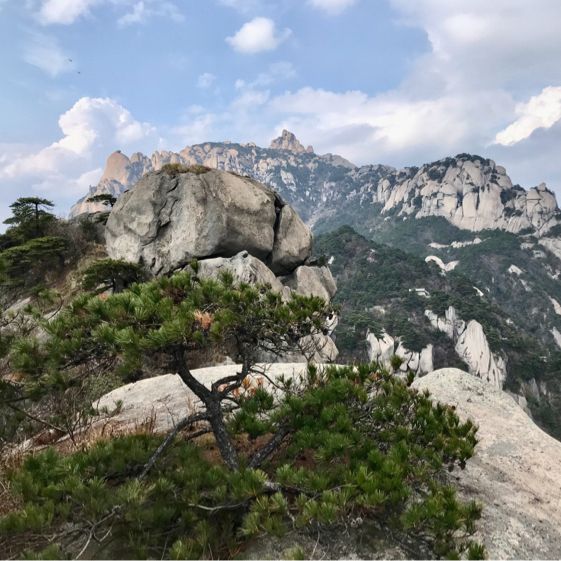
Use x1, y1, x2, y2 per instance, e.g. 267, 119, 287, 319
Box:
206, 399, 239, 470
174, 348, 239, 470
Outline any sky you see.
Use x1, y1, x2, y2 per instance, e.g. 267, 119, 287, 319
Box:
2, 0, 561, 223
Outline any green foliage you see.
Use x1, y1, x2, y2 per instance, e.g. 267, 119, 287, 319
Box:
86, 193, 117, 208
2, 197, 55, 244
314, 225, 561, 440
1, 365, 483, 559
81, 258, 146, 293
0, 237, 67, 289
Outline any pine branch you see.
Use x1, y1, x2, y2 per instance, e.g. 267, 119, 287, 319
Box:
249, 425, 291, 468
6, 401, 66, 435
140, 411, 209, 479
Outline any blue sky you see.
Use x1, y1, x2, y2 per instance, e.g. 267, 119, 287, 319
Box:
2, 0, 561, 222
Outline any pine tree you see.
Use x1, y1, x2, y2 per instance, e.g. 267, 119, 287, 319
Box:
2, 272, 485, 559
87, 193, 117, 208
81, 258, 146, 293
3, 197, 55, 241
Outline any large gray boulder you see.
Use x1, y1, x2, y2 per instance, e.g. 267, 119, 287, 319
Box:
105, 168, 314, 276
412, 368, 561, 559
269, 204, 312, 274
281, 265, 337, 302
106, 169, 278, 275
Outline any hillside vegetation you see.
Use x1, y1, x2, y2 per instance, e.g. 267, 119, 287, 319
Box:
315, 226, 561, 438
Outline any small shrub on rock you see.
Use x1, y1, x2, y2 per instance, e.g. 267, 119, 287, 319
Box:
160, 163, 211, 176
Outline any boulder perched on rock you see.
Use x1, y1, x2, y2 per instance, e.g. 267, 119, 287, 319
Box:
412, 368, 561, 559
106, 169, 281, 275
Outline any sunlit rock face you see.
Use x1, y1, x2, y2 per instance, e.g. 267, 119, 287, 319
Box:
71, 137, 560, 240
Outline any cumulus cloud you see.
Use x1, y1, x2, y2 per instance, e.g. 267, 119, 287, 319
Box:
0, 98, 157, 215
308, 0, 357, 15
494, 87, 561, 146
226, 17, 291, 54
23, 33, 72, 77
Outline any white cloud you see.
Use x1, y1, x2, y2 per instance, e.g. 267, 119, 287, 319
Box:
23, 33, 72, 77
308, 0, 357, 15
117, 1, 184, 26
0, 98, 156, 210
197, 72, 216, 89
390, 0, 561, 93
267, 87, 511, 164
226, 17, 291, 54
37, 0, 100, 24
494, 86, 561, 146
36, 0, 183, 25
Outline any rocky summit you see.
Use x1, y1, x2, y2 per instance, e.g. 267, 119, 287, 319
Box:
72, 134, 560, 238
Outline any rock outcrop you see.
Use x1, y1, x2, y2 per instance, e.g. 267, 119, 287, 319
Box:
105, 167, 338, 362
280, 265, 337, 302
269, 129, 314, 154
107, 169, 279, 275
375, 158, 560, 235
425, 306, 507, 388
366, 330, 434, 375
195, 251, 286, 296
412, 369, 561, 559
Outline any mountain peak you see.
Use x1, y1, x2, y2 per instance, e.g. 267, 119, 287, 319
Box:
270, 129, 314, 154
101, 150, 131, 183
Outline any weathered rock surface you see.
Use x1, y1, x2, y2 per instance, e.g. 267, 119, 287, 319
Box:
425, 306, 507, 388
366, 330, 434, 375
281, 265, 337, 302
269, 204, 312, 274
95, 373, 195, 434
269, 129, 313, 154
106, 169, 278, 275
195, 251, 286, 295
412, 369, 561, 559
105, 168, 315, 280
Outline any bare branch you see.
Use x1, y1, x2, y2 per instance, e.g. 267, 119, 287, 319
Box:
140, 411, 209, 479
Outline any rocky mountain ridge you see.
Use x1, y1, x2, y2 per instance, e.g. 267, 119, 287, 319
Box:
71, 131, 560, 238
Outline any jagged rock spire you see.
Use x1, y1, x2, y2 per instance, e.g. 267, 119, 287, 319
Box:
269, 129, 314, 154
